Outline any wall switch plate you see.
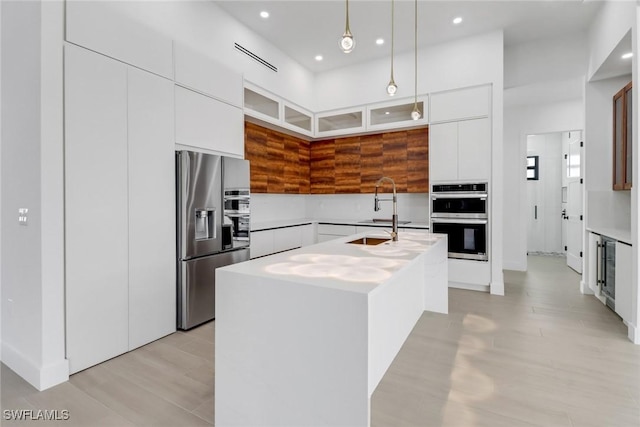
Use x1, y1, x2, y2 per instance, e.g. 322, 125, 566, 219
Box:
18, 208, 28, 225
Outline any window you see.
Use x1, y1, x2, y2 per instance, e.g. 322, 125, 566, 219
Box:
527, 156, 539, 180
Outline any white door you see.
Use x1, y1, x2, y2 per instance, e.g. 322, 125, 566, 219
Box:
527, 178, 545, 253
565, 131, 583, 273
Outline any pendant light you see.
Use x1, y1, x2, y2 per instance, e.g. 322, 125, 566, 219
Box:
411, 0, 421, 120
386, 0, 397, 96
339, 0, 355, 53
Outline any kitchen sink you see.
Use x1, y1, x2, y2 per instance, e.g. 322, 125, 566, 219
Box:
358, 219, 411, 224
346, 236, 391, 246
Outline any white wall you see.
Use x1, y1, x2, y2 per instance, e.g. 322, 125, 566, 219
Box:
315, 31, 504, 112
1, 0, 68, 390
588, 0, 635, 80
584, 74, 632, 232
503, 99, 584, 271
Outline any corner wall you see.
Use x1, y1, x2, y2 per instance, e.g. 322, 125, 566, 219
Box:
0, 0, 67, 390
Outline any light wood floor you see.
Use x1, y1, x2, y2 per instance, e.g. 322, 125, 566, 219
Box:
2, 256, 639, 426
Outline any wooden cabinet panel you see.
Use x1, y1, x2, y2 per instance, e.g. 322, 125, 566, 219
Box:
245, 122, 310, 194
310, 139, 336, 194
245, 123, 428, 194
335, 136, 361, 193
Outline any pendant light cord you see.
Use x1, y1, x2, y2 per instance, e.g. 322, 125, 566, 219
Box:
345, 0, 350, 33
390, 0, 394, 77
414, 0, 417, 107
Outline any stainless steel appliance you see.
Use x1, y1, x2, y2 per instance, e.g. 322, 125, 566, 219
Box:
597, 236, 616, 310
176, 151, 250, 330
430, 183, 488, 261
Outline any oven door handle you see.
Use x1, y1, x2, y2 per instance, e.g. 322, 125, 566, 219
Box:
431, 218, 488, 225
431, 193, 487, 199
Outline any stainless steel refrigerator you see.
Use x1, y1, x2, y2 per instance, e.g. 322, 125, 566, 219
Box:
176, 151, 250, 330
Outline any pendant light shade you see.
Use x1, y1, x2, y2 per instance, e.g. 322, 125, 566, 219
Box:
339, 0, 355, 53
411, 0, 421, 120
386, 0, 397, 96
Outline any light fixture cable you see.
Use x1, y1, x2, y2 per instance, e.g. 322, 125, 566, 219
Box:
411, 0, 421, 120
386, 0, 397, 95
339, 0, 355, 53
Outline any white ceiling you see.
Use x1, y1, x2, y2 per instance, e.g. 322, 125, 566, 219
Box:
214, 0, 603, 74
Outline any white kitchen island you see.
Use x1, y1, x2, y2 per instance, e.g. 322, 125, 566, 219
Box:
215, 230, 448, 426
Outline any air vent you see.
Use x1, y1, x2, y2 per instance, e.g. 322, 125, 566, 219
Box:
234, 43, 278, 72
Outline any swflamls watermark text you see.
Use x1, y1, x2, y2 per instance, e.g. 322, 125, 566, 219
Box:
3, 409, 70, 421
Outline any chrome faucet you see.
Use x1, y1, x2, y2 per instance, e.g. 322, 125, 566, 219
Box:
374, 176, 398, 241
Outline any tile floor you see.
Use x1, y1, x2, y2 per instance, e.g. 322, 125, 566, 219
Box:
2, 255, 639, 426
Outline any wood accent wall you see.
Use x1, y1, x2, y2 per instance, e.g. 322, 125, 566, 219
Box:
310, 128, 429, 194
244, 122, 428, 194
245, 122, 310, 194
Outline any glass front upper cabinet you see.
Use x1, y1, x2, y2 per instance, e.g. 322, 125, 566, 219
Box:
244, 86, 280, 121
613, 82, 632, 190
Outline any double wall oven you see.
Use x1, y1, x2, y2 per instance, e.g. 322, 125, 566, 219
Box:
430, 183, 488, 261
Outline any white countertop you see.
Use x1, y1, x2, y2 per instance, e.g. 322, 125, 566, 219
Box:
586, 226, 632, 245
220, 230, 445, 294
252, 218, 430, 231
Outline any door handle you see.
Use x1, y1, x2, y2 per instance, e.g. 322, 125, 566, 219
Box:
534, 205, 537, 220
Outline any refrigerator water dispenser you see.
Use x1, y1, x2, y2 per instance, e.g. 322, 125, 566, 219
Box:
195, 208, 216, 240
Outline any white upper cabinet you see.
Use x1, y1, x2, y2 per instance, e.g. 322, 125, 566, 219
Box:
457, 117, 492, 181
430, 85, 491, 123
66, 1, 173, 79
366, 96, 429, 132
174, 42, 243, 108
243, 83, 314, 137
429, 117, 491, 183
315, 107, 365, 138
175, 86, 244, 157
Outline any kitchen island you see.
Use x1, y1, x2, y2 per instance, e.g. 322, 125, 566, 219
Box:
215, 230, 447, 426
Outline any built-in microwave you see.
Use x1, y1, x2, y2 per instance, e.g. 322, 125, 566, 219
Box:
431, 183, 488, 219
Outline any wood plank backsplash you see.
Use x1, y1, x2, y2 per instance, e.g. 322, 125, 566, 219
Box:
245, 122, 428, 194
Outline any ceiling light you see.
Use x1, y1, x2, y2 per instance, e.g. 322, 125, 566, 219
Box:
385, 111, 390, 115
411, 0, 421, 120
260, 11, 269, 19
622, 52, 633, 59
339, 0, 355, 53
453, 16, 463, 25
376, 38, 384, 45
386, 0, 397, 96
315, 55, 323, 61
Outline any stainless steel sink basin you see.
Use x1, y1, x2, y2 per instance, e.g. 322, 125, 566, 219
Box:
358, 219, 411, 224
346, 236, 391, 246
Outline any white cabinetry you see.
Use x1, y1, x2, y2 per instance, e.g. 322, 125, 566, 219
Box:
65, 45, 176, 373
615, 241, 632, 322
250, 224, 316, 259
317, 224, 357, 242
430, 85, 490, 123
65, 1, 173, 78
65, 44, 130, 374
429, 117, 491, 182
127, 67, 176, 351
174, 42, 243, 107
250, 230, 275, 259
175, 86, 244, 157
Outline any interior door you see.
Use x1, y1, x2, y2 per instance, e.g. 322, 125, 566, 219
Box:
565, 131, 583, 273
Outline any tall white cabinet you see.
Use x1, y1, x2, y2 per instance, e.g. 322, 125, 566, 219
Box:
65, 44, 176, 373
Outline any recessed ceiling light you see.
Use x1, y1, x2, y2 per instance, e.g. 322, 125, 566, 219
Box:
453, 16, 463, 25
622, 52, 633, 59
376, 38, 385, 45
260, 11, 269, 19
385, 111, 390, 115
315, 55, 323, 61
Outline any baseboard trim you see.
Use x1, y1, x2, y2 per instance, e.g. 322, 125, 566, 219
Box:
628, 323, 640, 345
449, 281, 490, 293
2, 342, 69, 391
579, 279, 594, 295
